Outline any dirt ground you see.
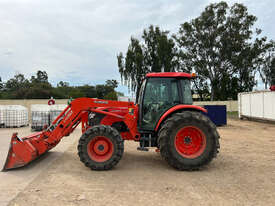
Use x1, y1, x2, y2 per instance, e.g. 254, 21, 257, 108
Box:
4, 119, 275, 206
0, 127, 81, 206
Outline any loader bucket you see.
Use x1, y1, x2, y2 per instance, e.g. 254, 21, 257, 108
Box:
2, 132, 46, 171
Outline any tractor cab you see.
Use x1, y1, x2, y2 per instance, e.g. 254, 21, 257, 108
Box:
138, 72, 195, 131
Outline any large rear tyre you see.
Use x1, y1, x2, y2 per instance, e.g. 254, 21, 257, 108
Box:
78, 125, 124, 170
158, 111, 220, 170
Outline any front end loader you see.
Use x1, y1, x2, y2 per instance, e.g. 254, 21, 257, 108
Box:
3, 72, 220, 171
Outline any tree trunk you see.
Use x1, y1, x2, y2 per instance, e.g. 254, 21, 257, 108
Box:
210, 90, 214, 101
210, 85, 215, 101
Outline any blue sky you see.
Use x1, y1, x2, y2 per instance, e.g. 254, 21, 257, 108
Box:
0, 0, 274, 96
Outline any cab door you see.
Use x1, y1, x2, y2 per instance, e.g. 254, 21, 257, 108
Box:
139, 77, 180, 131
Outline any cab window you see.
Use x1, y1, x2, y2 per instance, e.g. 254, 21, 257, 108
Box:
180, 79, 193, 104
141, 78, 179, 130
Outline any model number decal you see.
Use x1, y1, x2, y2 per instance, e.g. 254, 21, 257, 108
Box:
94, 100, 108, 104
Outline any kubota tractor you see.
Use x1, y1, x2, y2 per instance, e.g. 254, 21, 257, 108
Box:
3, 72, 220, 171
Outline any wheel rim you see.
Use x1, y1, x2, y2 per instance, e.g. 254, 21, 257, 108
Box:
174, 126, 206, 158
87, 136, 114, 162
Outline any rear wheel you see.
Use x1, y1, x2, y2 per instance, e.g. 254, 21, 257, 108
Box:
78, 125, 124, 170
158, 111, 220, 170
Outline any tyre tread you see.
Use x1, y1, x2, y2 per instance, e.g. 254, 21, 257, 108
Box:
77, 125, 124, 171
158, 111, 220, 170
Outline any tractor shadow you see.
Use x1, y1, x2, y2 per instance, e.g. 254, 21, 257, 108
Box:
118, 150, 238, 174
116, 151, 218, 172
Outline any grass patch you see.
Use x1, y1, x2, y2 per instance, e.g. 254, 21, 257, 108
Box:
227, 111, 239, 119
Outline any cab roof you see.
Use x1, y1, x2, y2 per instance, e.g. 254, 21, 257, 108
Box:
146, 72, 193, 78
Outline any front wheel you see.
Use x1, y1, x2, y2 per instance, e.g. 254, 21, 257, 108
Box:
78, 125, 124, 170
158, 111, 220, 170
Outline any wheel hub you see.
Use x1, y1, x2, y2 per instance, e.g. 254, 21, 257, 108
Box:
98, 145, 104, 151
184, 136, 191, 144
174, 126, 206, 158
87, 136, 114, 162
93, 140, 109, 155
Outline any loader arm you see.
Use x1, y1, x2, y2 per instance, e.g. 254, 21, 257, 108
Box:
3, 97, 137, 171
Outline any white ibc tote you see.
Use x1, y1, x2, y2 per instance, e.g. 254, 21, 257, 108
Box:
0, 105, 5, 126
31, 104, 50, 131
49, 104, 67, 124
0, 105, 28, 127
31, 104, 68, 131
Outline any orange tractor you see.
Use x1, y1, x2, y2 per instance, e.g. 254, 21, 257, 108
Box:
3, 72, 220, 171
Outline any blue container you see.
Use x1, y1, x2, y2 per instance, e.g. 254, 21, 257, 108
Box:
204, 105, 227, 126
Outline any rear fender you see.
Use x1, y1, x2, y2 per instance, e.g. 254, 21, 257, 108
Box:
154, 105, 207, 132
